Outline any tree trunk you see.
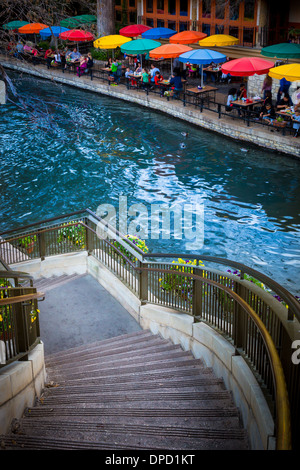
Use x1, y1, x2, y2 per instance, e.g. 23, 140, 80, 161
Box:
96, 0, 116, 37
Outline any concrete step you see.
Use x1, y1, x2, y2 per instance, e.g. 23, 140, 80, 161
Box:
34, 273, 87, 292
1, 330, 249, 450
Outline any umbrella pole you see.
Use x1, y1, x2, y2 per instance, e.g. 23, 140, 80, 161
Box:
201, 65, 204, 87
171, 58, 173, 75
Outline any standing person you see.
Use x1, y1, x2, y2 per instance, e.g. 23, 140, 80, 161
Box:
276, 77, 291, 104
292, 109, 300, 137
261, 75, 273, 99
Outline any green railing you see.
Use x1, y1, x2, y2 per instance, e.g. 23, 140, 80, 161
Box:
1, 208, 299, 449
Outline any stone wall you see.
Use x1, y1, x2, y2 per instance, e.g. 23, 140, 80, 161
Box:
248, 73, 300, 102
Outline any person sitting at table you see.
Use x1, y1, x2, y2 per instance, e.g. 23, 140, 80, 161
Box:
276, 92, 292, 110
187, 63, 197, 78
53, 50, 62, 67
276, 77, 291, 104
135, 62, 142, 74
238, 83, 247, 100
150, 63, 160, 84
14, 40, 24, 59
140, 68, 150, 90
292, 109, 300, 138
111, 59, 122, 83
44, 48, 54, 69
154, 70, 164, 96
226, 88, 237, 110
170, 72, 183, 98
258, 90, 272, 117
67, 48, 81, 62
105, 57, 112, 69
261, 102, 276, 124
76, 56, 87, 77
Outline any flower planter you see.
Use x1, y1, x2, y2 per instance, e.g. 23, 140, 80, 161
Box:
273, 120, 287, 128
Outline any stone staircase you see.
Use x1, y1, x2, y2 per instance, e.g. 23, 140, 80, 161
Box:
0, 329, 249, 450
22, 273, 87, 292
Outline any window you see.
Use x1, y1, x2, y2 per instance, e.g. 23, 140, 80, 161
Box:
146, 0, 153, 13
129, 11, 137, 23
168, 0, 176, 15
115, 0, 121, 5
146, 18, 154, 26
180, 0, 188, 17
157, 0, 165, 14
215, 24, 224, 34
230, 0, 240, 21
202, 23, 211, 36
244, 0, 255, 21
168, 20, 176, 30
179, 21, 188, 31
129, 0, 136, 7
202, 0, 211, 19
157, 19, 165, 27
229, 26, 239, 38
115, 10, 122, 22
215, 0, 225, 20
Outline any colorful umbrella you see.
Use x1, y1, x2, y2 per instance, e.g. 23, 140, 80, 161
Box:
221, 57, 274, 76
149, 43, 193, 74
141, 27, 177, 39
120, 38, 160, 55
39, 26, 70, 39
119, 24, 152, 38
149, 43, 192, 59
261, 43, 300, 59
2, 21, 28, 31
93, 35, 132, 49
179, 49, 227, 86
268, 64, 300, 82
199, 34, 239, 47
18, 23, 49, 34
169, 30, 207, 44
60, 15, 97, 28
59, 29, 95, 42
120, 38, 160, 68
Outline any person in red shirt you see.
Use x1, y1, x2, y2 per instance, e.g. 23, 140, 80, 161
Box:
238, 83, 247, 100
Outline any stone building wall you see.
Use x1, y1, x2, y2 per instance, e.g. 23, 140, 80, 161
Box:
248, 74, 300, 102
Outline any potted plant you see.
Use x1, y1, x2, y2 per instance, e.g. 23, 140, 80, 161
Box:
273, 116, 286, 128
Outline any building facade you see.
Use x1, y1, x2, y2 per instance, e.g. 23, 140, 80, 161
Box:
114, 0, 300, 48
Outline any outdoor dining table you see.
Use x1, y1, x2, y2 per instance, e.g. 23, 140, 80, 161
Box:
231, 98, 263, 108
203, 66, 222, 82
186, 86, 218, 107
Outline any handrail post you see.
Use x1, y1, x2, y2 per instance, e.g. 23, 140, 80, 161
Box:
139, 262, 148, 304
85, 218, 94, 255
233, 282, 247, 350
192, 275, 203, 321
38, 230, 46, 261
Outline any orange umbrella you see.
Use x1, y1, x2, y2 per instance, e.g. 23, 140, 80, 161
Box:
149, 43, 192, 73
149, 43, 192, 59
169, 31, 207, 44
18, 23, 49, 34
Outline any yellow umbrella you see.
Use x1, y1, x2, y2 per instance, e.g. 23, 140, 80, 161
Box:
199, 34, 239, 47
93, 35, 131, 49
268, 63, 300, 82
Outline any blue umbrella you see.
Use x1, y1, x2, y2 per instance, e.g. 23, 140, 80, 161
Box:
179, 49, 227, 86
141, 27, 177, 40
39, 26, 70, 39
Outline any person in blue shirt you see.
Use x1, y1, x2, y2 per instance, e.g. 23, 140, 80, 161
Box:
276, 77, 291, 104
170, 73, 183, 96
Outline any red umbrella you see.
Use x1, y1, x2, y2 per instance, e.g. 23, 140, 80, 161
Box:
59, 29, 94, 42
119, 24, 152, 38
221, 57, 274, 76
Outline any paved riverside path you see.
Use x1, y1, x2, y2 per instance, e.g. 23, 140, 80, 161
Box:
37, 274, 141, 356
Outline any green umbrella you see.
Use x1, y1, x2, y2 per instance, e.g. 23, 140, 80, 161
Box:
120, 39, 161, 68
60, 15, 96, 29
2, 21, 28, 30
261, 43, 300, 59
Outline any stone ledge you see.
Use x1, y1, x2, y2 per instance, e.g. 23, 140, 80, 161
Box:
0, 342, 46, 434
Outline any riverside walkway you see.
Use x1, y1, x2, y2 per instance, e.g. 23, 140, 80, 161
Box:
1, 53, 300, 158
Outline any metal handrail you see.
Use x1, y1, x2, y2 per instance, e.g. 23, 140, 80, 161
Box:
139, 266, 292, 451
0, 292, 45, 306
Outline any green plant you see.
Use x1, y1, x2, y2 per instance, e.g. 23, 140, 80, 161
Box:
90, 47, 121, 61
37, 40, 50, 50
18, 235, 37, 248
57, 221, 86, 249
112, 235, 149, 263
159, 258, 205, 304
